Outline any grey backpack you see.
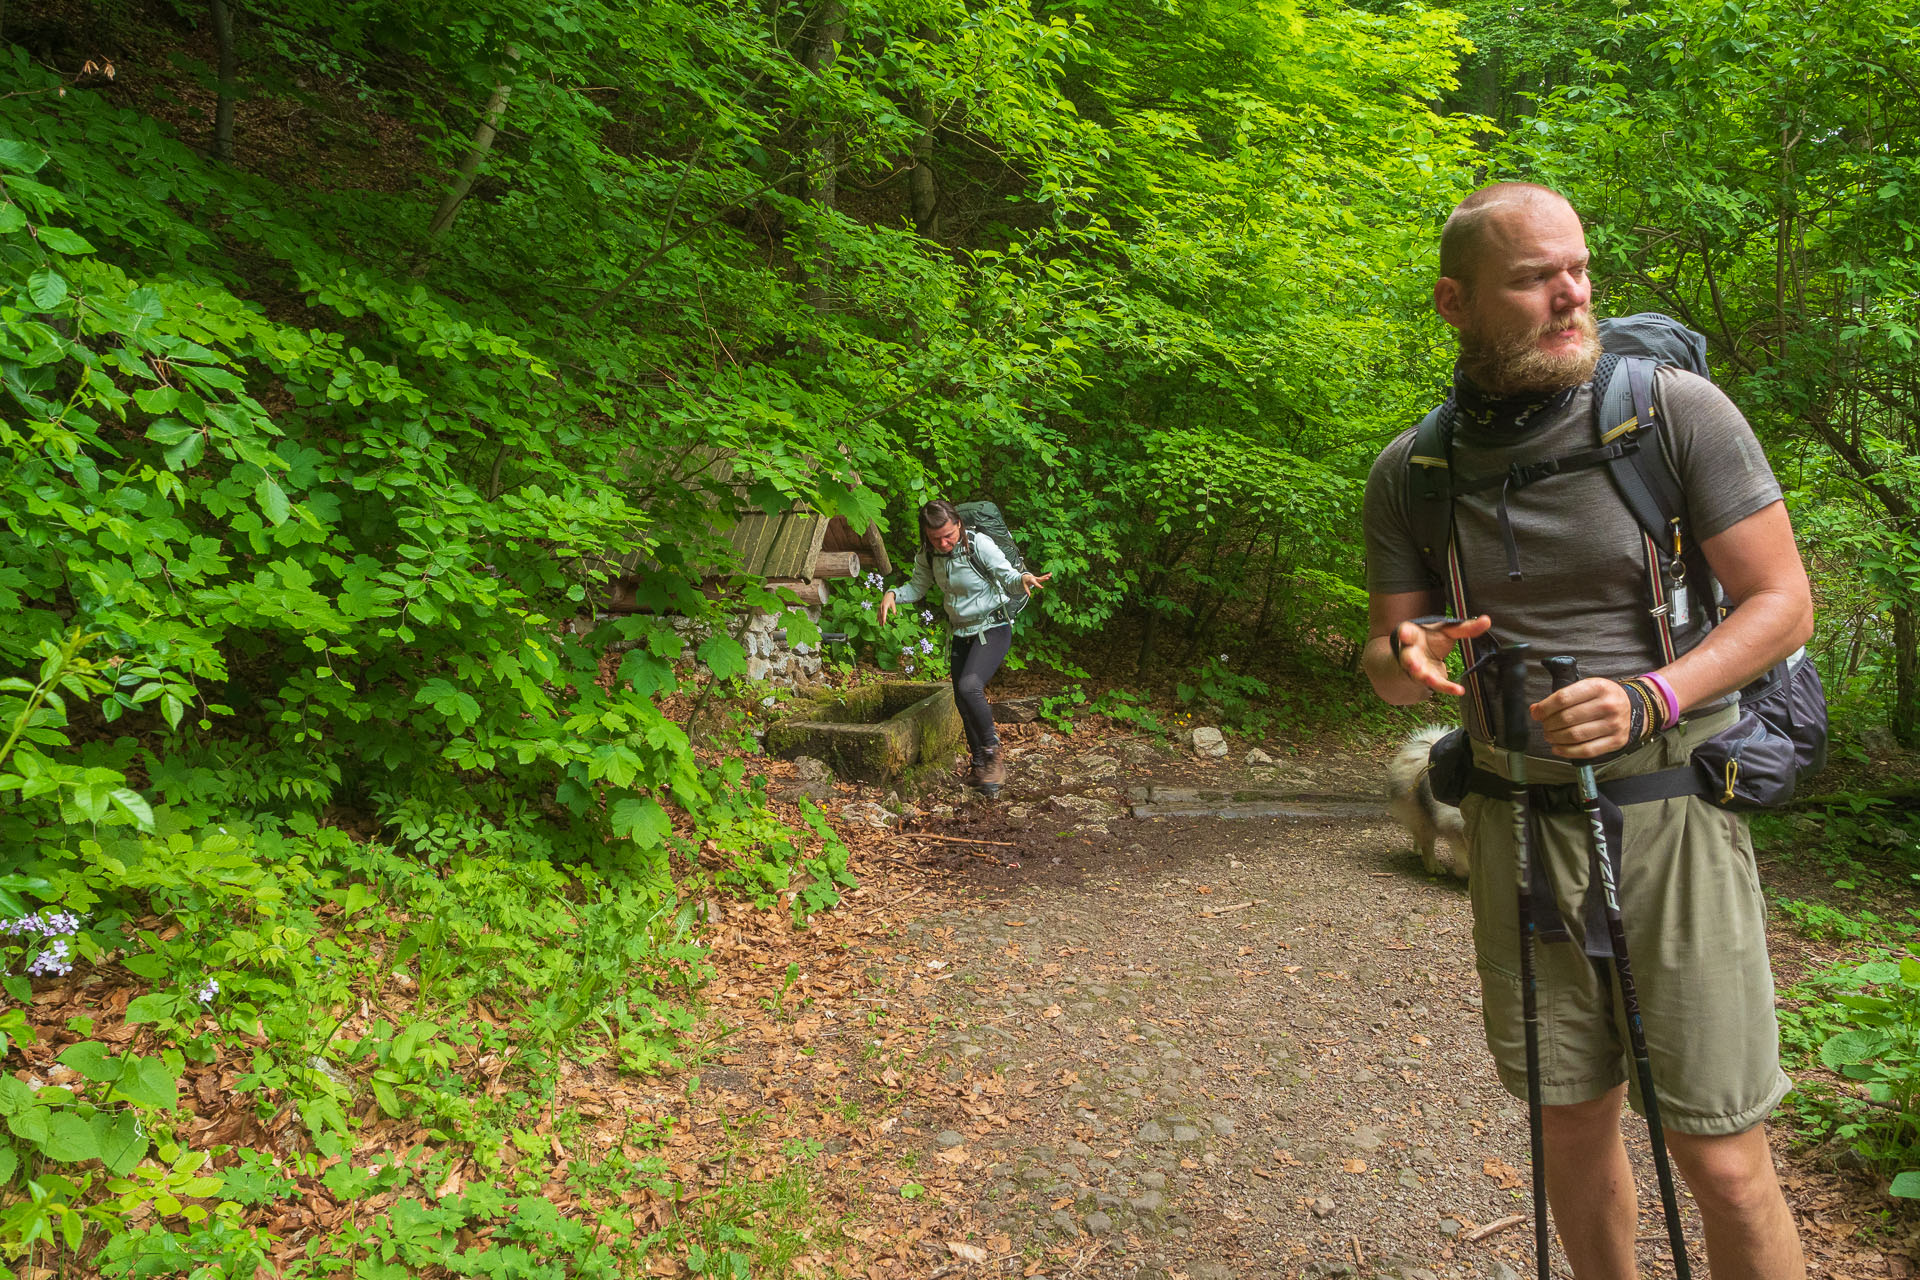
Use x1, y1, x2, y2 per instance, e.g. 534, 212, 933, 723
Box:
953, 500, 1030, 619
1406, 313, 1827, 808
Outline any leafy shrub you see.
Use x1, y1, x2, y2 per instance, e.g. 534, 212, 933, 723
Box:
1787, 944, 1920, 1195
820, 576, 946, 675
1177, 655, 1273, 736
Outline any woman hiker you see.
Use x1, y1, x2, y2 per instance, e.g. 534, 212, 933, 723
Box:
879, 500, 1052, 796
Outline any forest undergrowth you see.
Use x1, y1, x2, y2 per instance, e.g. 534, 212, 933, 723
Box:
3, 0, 1919, 1271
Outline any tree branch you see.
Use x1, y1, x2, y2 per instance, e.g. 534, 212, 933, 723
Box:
585, 159, 839, 322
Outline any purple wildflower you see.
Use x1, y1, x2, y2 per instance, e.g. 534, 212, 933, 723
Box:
27, 939, 72, 978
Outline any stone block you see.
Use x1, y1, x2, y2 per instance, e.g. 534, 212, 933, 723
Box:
765, 681, 962, 783
993, 696, 1043, 723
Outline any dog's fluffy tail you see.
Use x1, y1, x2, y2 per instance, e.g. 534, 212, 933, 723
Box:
1386, 723, 1454, 797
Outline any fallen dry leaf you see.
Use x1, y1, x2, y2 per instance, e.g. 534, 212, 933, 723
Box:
1483, 1158, 1525, 1190
436, 1163, 465, 1199
947, 1241, 988, 1264
1343, 1158, 1367, 1174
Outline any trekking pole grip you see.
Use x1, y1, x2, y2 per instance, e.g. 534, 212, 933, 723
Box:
1497, 642, 1532, 753
1546, 655, 1580, 694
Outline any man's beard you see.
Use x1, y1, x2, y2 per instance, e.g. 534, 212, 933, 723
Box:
1458, 309, 1601, 397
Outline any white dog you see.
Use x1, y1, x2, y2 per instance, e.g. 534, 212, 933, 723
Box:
1386, 725, 1469, 879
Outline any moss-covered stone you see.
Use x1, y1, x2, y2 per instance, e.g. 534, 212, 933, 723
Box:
766, 681, 962, 782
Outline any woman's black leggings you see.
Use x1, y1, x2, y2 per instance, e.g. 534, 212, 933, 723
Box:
949, 624, 1012, 760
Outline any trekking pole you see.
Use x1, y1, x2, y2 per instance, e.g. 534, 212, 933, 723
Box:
1544, 656, 1692, 1280
1492, 643, 1550, 1280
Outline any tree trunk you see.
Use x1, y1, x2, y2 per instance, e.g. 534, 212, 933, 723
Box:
1249, 532, 1285, 640
1894, 602, 1919, 748
1137, 568, 1167, 675
414, 63, 517, 274
210, 0, 236, 163
802, 2, 846, 319
909, 90, 939, 238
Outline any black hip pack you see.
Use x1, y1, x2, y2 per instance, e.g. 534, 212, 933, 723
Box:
1425, 649, 1827, 814
1406, 313, 1829, 811
1689, 647, 1828, 810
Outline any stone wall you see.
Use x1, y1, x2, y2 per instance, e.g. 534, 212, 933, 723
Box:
668, 604, 825, 686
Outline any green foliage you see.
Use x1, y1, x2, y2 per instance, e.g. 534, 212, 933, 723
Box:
1489, 0, 1920, 741
1038, 684, 1087, 734
0, 0, 1537, 1265
1783, 944, 1920, 1192
820, 578, 945, 675
1089, 688, 1166, 738
1177, 654, 1274, 737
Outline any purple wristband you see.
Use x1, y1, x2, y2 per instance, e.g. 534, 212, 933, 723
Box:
1641, 671, 1680, 729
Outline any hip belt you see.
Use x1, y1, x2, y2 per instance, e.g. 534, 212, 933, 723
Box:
1465, 765, 1706, 810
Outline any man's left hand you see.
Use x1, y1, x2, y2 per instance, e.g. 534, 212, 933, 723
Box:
1531, 677, 1632, 760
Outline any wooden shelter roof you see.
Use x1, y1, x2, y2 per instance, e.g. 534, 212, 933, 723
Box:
615, 449, 891, 582
729, 510, 833, 580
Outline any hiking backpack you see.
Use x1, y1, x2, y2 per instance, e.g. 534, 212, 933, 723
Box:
953, 499, 1031, 619
1405, 313, 1828, 808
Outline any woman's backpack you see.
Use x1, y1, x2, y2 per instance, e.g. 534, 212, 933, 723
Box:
954, 500, 1031, 618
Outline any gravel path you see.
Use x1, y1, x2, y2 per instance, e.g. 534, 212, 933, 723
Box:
875, 747, 1717, 1280
821, 723, 1907, 1278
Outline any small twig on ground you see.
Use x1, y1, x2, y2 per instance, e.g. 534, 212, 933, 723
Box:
862, 886, 923, 915
1465, 1213, 1527, 1242
1067, 1241, 1108, 1275
899, 833, 1017, 847
1200, 899, 1267, 917
1352, 1237, 1366, 1271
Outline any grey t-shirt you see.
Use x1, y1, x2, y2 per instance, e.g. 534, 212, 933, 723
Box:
1364, 367, 1781, 744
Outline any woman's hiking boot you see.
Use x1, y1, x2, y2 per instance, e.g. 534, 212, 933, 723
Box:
977, 749, 1007, 798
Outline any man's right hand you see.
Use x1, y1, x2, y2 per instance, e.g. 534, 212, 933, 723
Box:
878, 591, 896, 624
1388, 614, 1493, 697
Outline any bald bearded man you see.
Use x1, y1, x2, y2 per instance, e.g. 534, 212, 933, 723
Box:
1361, 184, 1811, 1279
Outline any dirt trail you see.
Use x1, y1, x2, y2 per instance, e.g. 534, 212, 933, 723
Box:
839, 733, 1888, 1280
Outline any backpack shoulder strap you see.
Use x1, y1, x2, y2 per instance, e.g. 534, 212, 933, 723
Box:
1596, 353, 1723, 657
1406, 399, 1455, 590
1405, 396, 1503, 739
963, 528, 1002, 593
1594, 353, 1688, 545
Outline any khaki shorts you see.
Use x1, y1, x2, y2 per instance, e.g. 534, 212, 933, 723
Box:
1460, 706, 1791, 1136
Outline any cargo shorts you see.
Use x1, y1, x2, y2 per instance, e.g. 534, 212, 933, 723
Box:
1459, 705, 1792, 1135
